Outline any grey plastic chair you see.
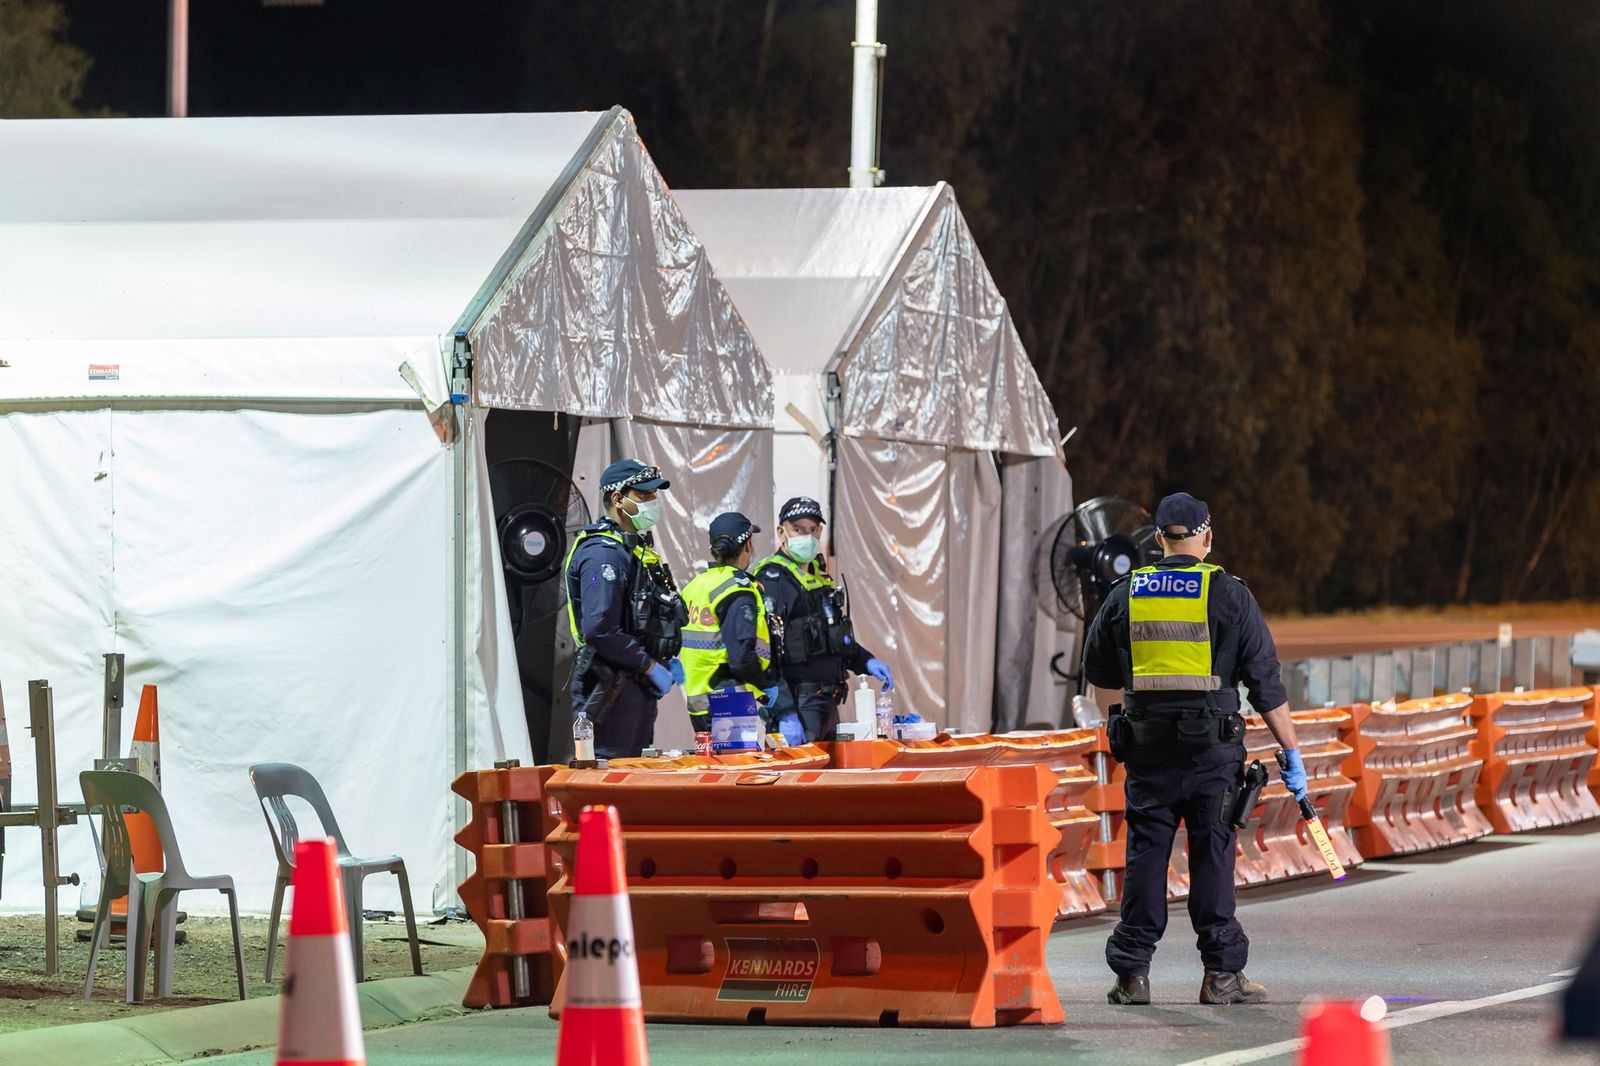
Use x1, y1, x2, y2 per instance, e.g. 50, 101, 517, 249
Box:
80, 770, 246, 1003
249, 762, 422, 984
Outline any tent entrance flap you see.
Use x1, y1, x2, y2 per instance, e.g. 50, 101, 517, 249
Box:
482, 410, 587, 765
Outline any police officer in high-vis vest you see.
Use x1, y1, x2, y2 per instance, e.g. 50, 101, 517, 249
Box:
564, 459, 688, 759
679, 512, 790, 739
756, 496, 894, 742
1082, 492, 1307, 1007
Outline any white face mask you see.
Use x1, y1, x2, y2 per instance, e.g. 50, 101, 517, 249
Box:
625, 497, 662, 533
785, 534, 820, 565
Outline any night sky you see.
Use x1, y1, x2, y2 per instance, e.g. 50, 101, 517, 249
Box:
60, 0, 582, 118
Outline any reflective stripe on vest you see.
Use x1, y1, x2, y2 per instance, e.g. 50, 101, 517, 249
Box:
680, 566, 772, 712
1127, 563, 1222, 692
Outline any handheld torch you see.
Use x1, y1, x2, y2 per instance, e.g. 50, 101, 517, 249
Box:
1276, 749, 1346, 881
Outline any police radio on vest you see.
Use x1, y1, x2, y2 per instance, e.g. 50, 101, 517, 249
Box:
1130, 572, 1204, 598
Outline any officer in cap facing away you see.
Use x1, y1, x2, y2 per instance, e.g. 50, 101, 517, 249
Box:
678, 512, 793, 742
563, 459, 687, 759
757, 496, 894, 741
1081, 492, 1307, 1006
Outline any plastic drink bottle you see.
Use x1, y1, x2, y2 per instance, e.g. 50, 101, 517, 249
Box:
572, 709, 596, 765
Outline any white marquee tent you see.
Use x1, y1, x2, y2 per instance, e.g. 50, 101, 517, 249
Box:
676, 185, 1073, 732
0, 109, 771, 913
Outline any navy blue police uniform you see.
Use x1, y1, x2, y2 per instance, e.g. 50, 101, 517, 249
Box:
1081, 499, 1288, 986
756, 497, 877, 742
564, 462, 685, 759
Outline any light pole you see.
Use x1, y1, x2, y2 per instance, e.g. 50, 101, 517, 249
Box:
848, 0, 886, 188
167, 0, 188, 117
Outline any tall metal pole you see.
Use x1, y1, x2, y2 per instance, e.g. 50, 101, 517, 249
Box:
28, 682, 62, 977
168, 0, 189, 118
848, 0, 884, 188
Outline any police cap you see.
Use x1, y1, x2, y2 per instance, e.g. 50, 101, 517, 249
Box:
778, 496, 826, 525
709, 512, 760, 548
1154, 492, 1211, 538
601, 459, 670, 496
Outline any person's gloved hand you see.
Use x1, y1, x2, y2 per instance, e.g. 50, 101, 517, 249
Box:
777, 711, 806, 747
762, 686, 781, 706
1279, 748, 1308, 802
669, 657, 686, 685
866, 658, 895, 691
644, 661, 674, 699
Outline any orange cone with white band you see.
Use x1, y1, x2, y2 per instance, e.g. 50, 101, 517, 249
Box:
112, 686, 165, 925
556, 804, 647, 1066
276, 838, 364, 1066
1300, 996, 1390, 1066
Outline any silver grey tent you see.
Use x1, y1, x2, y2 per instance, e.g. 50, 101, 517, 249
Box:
0, 109, 769, 912
675, 184, 1072, 733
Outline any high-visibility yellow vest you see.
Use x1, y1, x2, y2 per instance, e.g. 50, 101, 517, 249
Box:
756, 551, 833, 592
1127, 563, 1222, 692
562, 524, 668, 645
679, 566, 772, 714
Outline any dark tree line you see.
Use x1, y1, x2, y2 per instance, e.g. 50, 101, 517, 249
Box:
14, 0, 1600, 612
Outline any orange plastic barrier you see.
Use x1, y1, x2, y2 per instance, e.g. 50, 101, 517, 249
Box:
1590, 685, 1600, 804
1237, 710, 1362, 884
544, 764, 1064, 1028
608, 743, 830, 772
828, 731, 1106, 920
1471, 688, 1600, 832
1084, 710, 1363, 902
451, 764, 565, 1008
1337, 694, 1492, 857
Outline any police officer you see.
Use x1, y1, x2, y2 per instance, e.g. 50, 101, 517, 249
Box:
679, 512, 794, 741
756, 496, 894, 742
563, 459, 688, 759
1082, 492, 1308, 1006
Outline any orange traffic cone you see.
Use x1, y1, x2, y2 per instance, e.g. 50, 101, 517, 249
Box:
276, 838, 364, 1066
1300, 996, 1390, 1066
111, 686, 165, 925
556, 805, 648, 1066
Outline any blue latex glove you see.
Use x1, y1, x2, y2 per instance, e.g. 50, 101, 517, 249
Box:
644, 661, 674, 699
777, 711, 806, 747
669, 657, 686, 685
762, 686, 781, 706
1279, 748, 1308, 802
866, 658, 894, 691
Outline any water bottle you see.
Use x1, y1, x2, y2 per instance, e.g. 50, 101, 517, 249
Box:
572, 709, 596, 766
875, 688, 893, 740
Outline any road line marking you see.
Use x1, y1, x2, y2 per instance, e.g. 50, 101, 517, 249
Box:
1550, 968, 1579, 978
1175, 979, 1570, 1066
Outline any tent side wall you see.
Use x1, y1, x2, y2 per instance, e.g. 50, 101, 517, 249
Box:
464, 111, 774, 758
830, 187, 1072, 731
0, 401, 480, 914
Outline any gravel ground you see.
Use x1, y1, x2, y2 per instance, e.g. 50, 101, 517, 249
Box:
0, 913, 484, 1033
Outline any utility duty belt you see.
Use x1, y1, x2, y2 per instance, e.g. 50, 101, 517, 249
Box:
1106, 705, 1245, 763
780, 586, 856, 666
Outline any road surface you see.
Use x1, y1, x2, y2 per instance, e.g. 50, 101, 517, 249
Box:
214, 823, 1600, 1065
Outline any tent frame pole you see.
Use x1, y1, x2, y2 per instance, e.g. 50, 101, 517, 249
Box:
449, 333, 473, 906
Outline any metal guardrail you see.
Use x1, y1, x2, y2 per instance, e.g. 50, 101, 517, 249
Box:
1281, 634, 1579, 708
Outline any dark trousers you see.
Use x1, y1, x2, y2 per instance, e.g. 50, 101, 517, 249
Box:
578, 678, 657, 760
771, 680, 845, 742
1106, 742, 1249, 977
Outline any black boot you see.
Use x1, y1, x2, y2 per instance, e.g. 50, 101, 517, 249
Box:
1199, 970, 1267, 1004
1107, 973, 1151, 1005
